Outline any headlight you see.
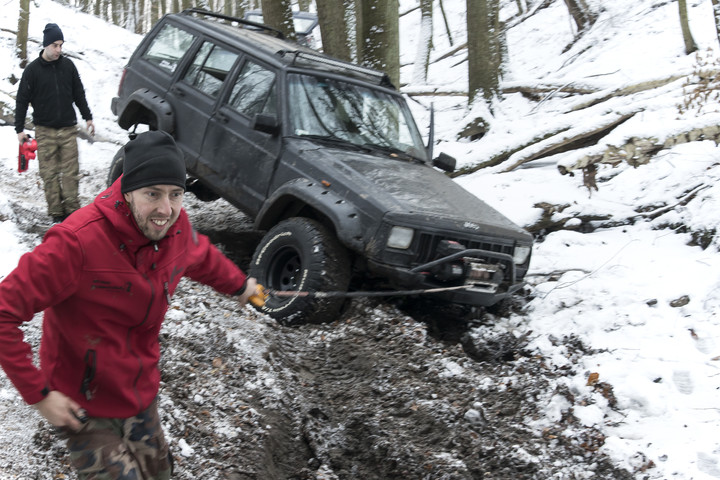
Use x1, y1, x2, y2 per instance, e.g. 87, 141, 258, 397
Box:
513, 245, 531, 264
387, 226, 414, 249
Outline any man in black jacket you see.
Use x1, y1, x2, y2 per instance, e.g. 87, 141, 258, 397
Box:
14, 23, 94, 223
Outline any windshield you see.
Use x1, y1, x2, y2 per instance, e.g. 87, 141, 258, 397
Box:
288, 74, 428, 162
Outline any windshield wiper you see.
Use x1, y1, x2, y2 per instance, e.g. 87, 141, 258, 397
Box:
361, 143, 423, 163
294, 134, 359, 149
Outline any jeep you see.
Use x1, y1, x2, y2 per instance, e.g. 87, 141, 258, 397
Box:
109, 9, 534, 324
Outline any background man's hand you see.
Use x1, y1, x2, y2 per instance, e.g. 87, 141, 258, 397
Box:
17, 132, 28, 144
86, 120, 95, 136
34, 391, 86, 431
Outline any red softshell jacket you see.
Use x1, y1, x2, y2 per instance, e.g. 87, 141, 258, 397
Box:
0, 178, 247, 417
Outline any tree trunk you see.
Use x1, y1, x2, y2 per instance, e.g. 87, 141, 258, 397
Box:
356, 0, 400, 87
150, 0, 161, 28
563, 0, 596, 33
678, 0, 698, 55
411, 0, 433, 84
261, 0, 296, 41
713, 0, 720, 48
17, 0, 30, 66
316, 0, 351, 61
466, 0, 502, 105
297, 0, 311, 11
133, 0, 145, 34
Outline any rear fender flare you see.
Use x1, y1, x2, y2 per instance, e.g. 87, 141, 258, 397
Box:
118, 88, 175, 133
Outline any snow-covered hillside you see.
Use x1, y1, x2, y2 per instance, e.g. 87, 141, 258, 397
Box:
0, 0, 719, 478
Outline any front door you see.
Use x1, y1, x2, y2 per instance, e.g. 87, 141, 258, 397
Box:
199, 58, 280, 215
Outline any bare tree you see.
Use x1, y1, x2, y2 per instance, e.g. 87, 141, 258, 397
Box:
563, 0, 596, 33
438, 0, 454, 46
17, 0, 30, 66
467, 0, 502, 105
356, 0, 400, 87
261, 0, 297, 41
714, 0, 720, 47
678, 0, 698, 55
316, 0, 352, 61
150, 0, 162, 29
411, 0, 433, 84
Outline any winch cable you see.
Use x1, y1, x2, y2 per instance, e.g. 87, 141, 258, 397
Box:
249, 284, 469, 307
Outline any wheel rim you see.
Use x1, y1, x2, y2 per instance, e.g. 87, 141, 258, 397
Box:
267, 246, 303, 292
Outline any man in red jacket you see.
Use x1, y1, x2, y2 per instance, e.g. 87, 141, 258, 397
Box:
0, 130, 257, 479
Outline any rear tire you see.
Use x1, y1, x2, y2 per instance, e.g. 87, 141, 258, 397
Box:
249, 217, 351, 325
107, 148, 124, 187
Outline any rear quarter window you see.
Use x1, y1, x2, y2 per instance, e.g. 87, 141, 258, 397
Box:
141, 24, 196, 74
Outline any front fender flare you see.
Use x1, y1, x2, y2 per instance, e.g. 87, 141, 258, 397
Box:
255, 178, 365, 252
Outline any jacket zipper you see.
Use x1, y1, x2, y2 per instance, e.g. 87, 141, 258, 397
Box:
128, 275, 154, 410
79, 349, 97, 400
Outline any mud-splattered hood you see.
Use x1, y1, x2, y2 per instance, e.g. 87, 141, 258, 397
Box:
288, 140, 532, 242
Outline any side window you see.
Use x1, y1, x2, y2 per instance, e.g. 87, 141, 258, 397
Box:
183, 41, 239, 98
228, 61, 277, 117
141, 24, 196, 74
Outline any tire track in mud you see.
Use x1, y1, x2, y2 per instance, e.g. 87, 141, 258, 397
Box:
260, 301, 528, 479
257, 299, 637, 480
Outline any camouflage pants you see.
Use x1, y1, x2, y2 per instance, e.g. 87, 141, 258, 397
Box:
61, 399, 172, 480
34, 125, 81, 217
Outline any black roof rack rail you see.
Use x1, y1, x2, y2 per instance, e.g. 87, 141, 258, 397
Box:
278, 50, 395, 88
181, 8, 285, 40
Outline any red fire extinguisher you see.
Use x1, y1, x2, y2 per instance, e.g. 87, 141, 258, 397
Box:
18, 135, 38, 173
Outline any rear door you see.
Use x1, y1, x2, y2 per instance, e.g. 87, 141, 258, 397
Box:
198, 57, 281, 215
165, 38, 240, 169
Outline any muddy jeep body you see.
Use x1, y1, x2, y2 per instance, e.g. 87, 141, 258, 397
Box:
110, 9, 534, 323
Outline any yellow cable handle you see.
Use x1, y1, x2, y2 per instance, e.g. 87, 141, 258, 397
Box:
248, 284, 268, 307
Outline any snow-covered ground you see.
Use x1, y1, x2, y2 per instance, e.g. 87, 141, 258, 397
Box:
1, 0, 719, 478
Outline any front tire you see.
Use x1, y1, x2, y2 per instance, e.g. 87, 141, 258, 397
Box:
249, 217, 351, 325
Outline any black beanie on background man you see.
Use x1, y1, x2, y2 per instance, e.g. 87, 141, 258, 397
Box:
42, 23, 64, 47
121, 131, 186, 194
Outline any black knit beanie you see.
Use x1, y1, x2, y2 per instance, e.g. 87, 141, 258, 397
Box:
121, 131, 186, 194
43, 23, 64, 47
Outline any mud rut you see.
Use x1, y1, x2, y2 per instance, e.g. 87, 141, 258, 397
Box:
1, 174, 635, 479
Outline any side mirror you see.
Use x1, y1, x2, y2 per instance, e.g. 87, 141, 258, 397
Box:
432, 152, 456, 173
252, 114, 280, 135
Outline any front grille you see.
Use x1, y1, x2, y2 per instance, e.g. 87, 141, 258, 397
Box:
415, 233, 514, 266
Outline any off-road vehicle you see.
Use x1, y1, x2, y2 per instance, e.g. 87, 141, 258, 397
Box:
109, 9, 534, 324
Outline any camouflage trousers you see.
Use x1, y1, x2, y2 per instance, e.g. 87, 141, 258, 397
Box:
34, 125, 81, 217
61, 399, 172, 480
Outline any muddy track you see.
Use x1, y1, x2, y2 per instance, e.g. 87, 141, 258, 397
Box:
160, 288, 635, 480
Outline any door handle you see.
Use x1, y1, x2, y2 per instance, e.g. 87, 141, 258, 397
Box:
171, 86, 185, 97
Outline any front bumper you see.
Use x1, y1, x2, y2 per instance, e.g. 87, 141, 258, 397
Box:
367, 248, 526, 307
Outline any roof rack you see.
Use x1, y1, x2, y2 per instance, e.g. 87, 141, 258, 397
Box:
279, 50, 394, 88
182, 8, 285, 40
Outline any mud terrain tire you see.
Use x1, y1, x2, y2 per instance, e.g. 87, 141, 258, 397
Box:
107, 148, 124, 187
249, 217, 351, 325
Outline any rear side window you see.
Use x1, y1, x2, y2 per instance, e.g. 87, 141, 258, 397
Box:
227, 61, 277, 116
183, 41, 239, 98
141, 24, 196, 74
